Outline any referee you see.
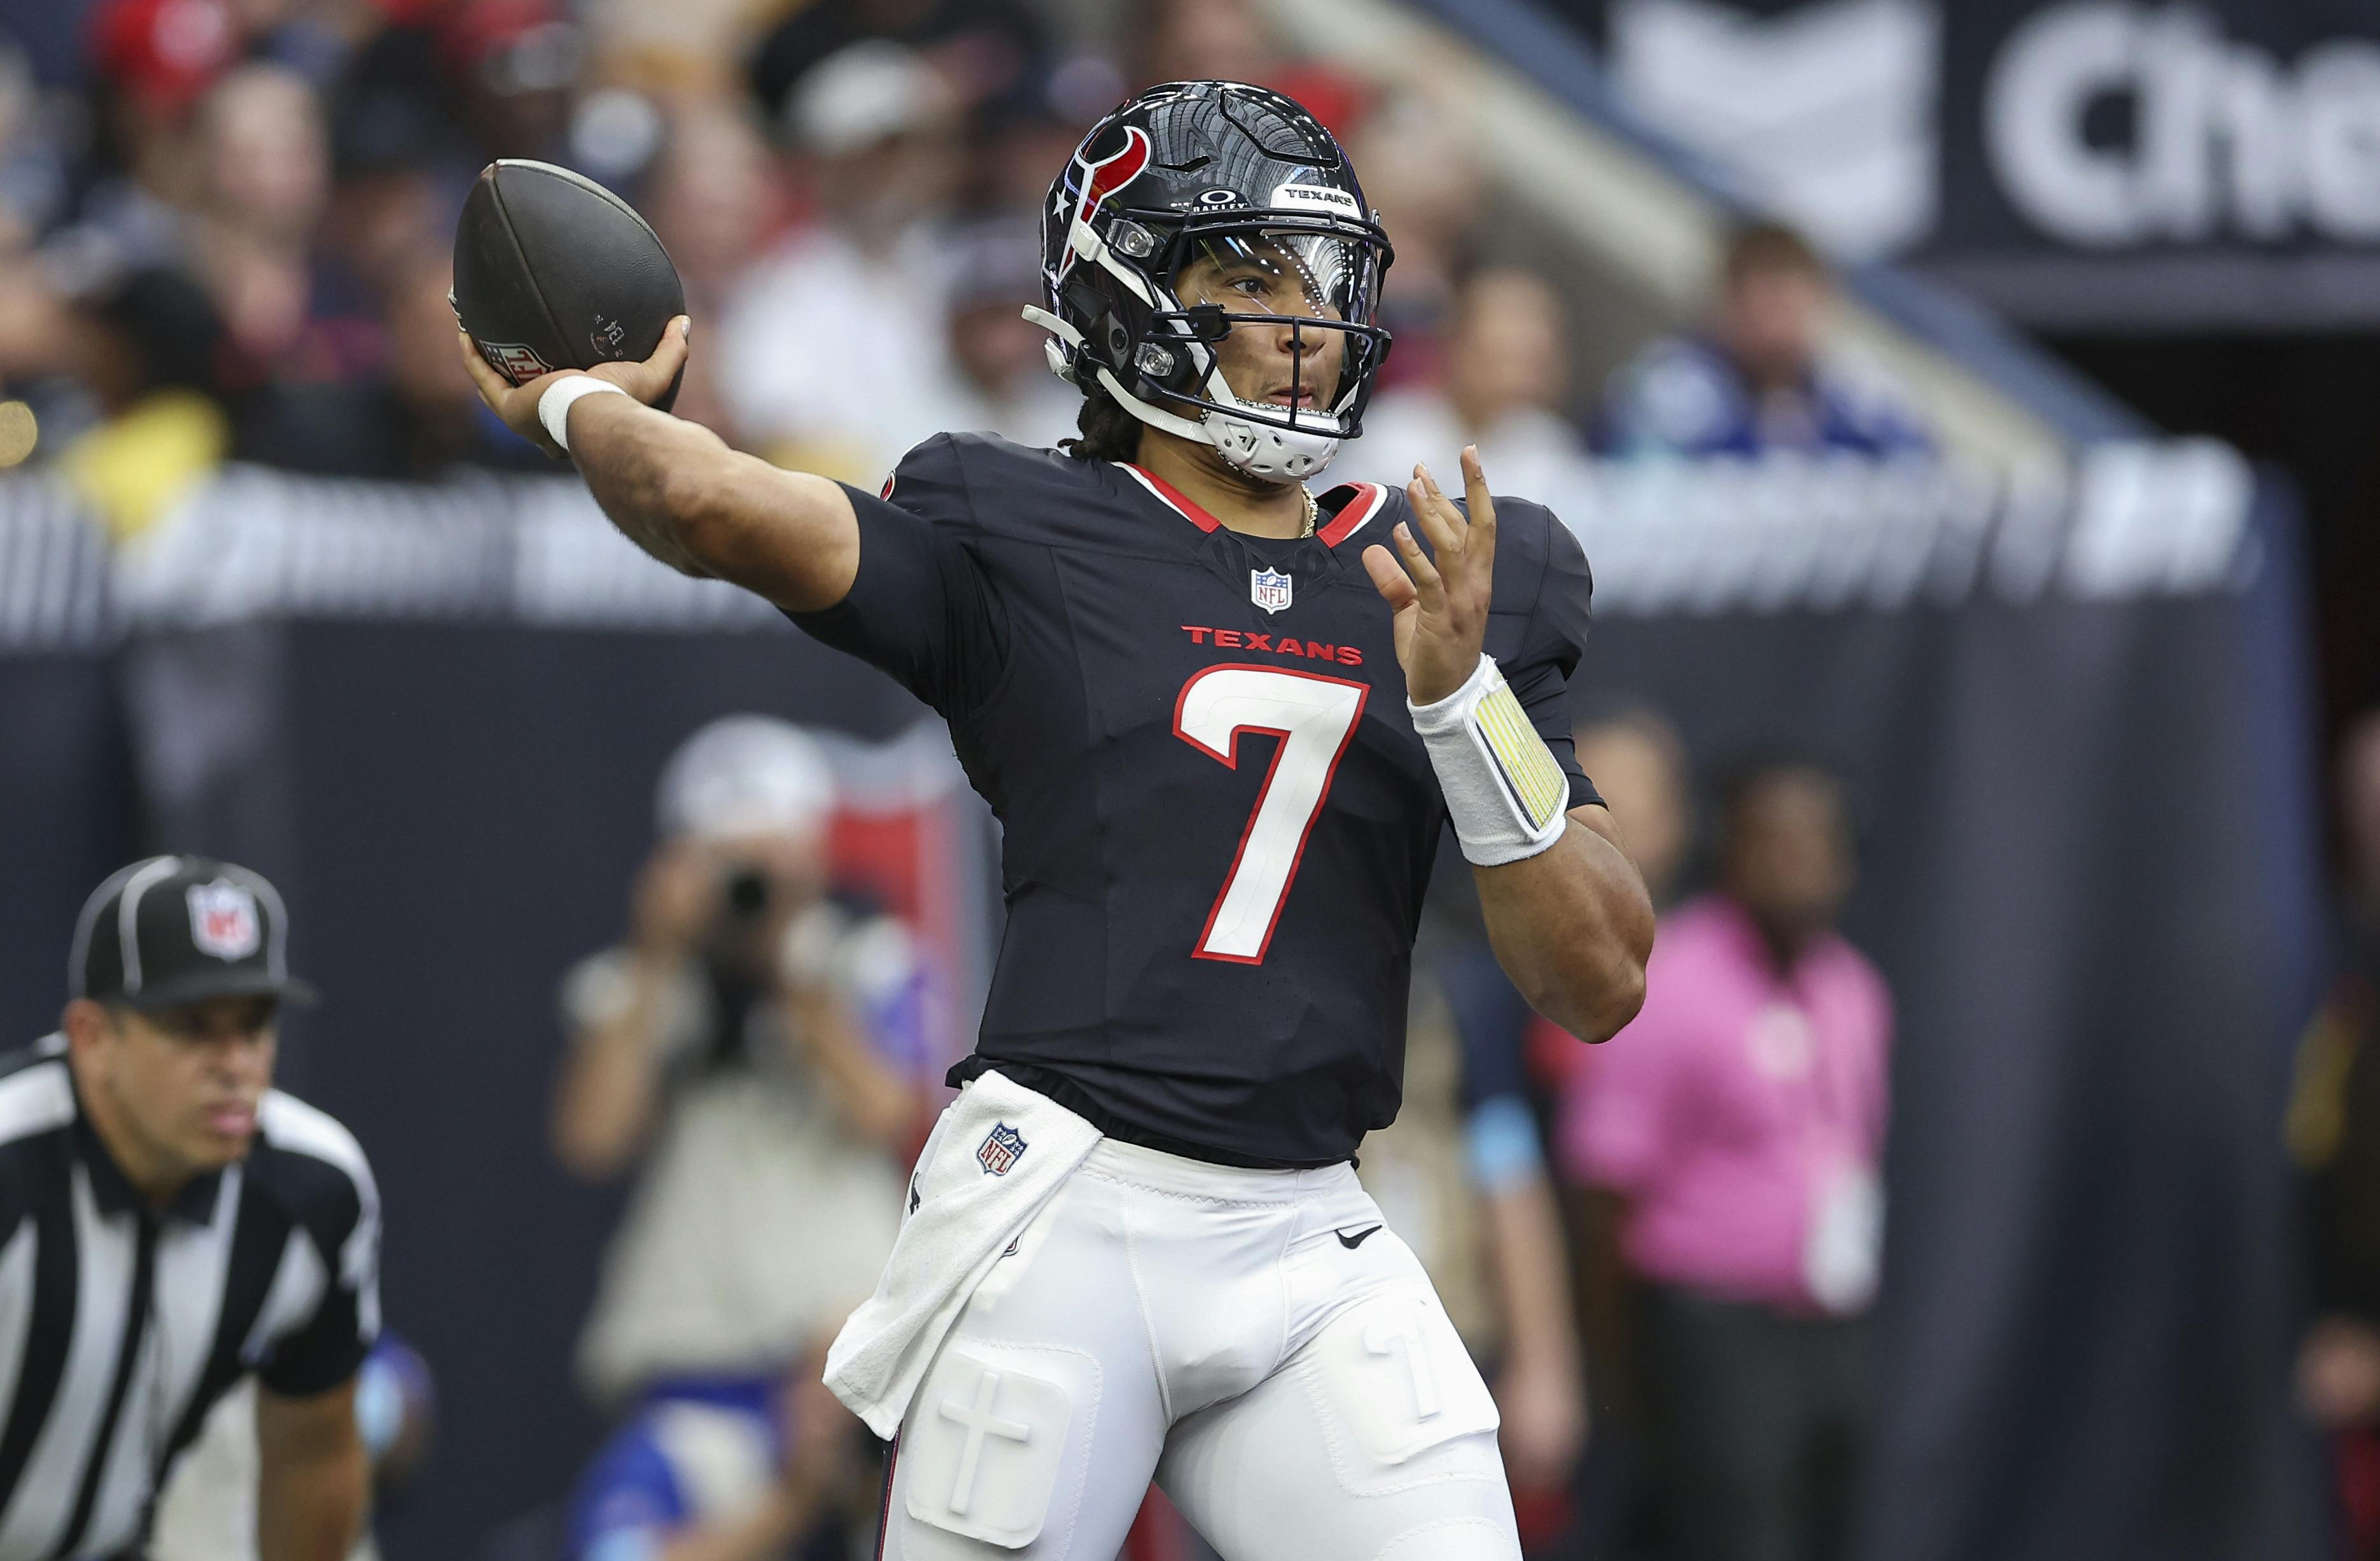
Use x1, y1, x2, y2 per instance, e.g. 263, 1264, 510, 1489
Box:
0, 857, 380, 1561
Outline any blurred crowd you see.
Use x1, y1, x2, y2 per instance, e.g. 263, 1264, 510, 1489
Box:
0, 0, 1937, 547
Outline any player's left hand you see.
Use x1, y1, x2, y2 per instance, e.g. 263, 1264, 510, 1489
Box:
1362, 446, 1495, 705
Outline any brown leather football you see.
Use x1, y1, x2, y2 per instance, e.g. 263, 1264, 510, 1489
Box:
451, 160, 685, 412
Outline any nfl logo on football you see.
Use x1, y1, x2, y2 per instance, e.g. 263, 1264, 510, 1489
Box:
188, 881, 262, 961
977, 1123, 1028, 1176
1250, 568, 1292, 614
480, 341, 554, 385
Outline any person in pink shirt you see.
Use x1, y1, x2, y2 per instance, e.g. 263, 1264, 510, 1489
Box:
1561, 756, 1891, 1561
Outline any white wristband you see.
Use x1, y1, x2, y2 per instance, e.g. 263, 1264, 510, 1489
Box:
537, 375, 628, 453
1410, 653, 1572, 867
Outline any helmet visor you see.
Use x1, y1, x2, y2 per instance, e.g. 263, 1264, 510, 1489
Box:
1171, 228, 1378, 325
1159, 221, 1392, 431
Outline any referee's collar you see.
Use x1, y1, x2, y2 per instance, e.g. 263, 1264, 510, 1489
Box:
66, 1074, 229, 1226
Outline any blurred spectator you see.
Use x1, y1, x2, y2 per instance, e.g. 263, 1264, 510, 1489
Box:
441, 0, 581, 164
633, 99, 788, 447
242, 244, 547, 476
1128, 0, 1364, 137
2289, 710, 2380, 1553
922, 216, 1077, 447
1347, 90, 1482, 394
55, 265, 239, 537
1347, 267, 1594, 512
1529, 708, 1693, 1098
1359, 945, 1588, 1539
561, 1356, 857, 1561
1563, 756, 1891, 1561
553, 715, 923, 1415
584, 0, 785, 99
1578, 709, 1695, 913
87, 0, 239, 214
229, 0, 360, 87
0, 39, 71, 253
319, 13, 487, 297
716, 39, 962, 482
967, 51, 1122, 216
1597, 221, 1931, 459
643, 100, 786, 316
186, 63, 358, 375
746, 0, 1049, 130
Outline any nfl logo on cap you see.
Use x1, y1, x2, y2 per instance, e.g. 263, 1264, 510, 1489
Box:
1250, 568, 1292, 614
188, 880, 262, 962
977, 1123, 1028, 1176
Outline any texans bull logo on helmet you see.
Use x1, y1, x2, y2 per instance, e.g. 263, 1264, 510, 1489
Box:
1057, 125, 1152, 282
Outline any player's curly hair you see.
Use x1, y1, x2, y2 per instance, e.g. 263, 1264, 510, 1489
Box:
1060, 382, 1145, 464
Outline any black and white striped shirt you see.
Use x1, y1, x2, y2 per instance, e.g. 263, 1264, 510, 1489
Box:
0, 1040, 380, 1561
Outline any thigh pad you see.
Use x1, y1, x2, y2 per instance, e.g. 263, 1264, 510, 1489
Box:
1300, 1286, 1501, 1474
901, 1346, 1094, 1549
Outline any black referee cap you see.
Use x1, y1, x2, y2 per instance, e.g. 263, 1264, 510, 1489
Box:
69, 856, 318, 1011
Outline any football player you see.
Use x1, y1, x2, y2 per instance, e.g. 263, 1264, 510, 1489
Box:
464, 80, 1653, 1561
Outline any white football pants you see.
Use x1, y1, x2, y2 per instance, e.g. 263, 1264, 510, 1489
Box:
877, 1136, 1520, 1560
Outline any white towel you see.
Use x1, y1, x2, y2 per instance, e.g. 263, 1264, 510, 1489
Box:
823, 1070, 1101, 1438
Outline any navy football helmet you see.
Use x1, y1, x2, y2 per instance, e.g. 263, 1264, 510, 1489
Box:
1028, 81, 1394, 483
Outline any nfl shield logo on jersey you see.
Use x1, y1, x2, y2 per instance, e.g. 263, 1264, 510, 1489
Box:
977, 1123, 1028, 1176
188, 881, 262, 961
1250, 568, 1292, 614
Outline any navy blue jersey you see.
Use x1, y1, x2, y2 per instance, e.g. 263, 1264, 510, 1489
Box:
792, 434, 1597, 1166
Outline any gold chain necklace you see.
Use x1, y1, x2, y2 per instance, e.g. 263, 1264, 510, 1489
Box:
1298, 484, 1318, 538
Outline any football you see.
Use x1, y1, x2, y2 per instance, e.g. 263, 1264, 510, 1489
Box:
451, 159, 685, 412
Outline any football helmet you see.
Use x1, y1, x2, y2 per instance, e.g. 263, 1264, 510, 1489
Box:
1028, 81, 1394, 484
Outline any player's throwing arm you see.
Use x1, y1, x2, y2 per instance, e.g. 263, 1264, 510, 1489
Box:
458, 321, 868, 613
1366, 447, 1654, 1042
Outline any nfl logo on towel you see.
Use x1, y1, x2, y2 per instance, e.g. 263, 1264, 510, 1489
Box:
188, 881, 262, 961
1250, 568, 1292, 614
977, 1123, 1028, 1176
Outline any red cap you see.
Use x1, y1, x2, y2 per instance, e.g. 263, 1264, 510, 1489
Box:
89, 0, 236, 115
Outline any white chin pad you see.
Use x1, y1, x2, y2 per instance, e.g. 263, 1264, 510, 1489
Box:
1207, 404, 1342, 484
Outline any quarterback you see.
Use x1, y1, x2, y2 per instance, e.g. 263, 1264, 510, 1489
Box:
466, 81, 1652, 1560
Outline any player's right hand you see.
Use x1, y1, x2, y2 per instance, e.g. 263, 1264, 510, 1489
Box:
456, 315, 692, 458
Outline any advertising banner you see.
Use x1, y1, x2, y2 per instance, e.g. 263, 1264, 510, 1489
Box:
1580, 0, 2380, 326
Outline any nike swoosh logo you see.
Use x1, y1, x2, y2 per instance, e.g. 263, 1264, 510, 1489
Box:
1336, 1225, 1382, 1249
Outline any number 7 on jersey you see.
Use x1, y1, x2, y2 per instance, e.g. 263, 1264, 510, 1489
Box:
1173, 664, 1369, 964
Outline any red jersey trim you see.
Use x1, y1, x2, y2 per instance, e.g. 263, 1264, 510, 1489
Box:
1316, 482, 1389, 546
1119, 463, 1223, 533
